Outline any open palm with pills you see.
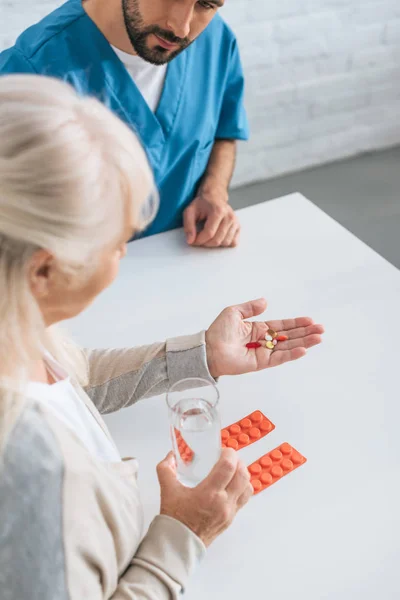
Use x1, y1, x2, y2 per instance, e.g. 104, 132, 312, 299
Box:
205, 298, 324, 379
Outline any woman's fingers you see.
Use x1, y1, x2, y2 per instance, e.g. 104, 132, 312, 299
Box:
253, 331, 322, 369
269, 347, 307, 367
276, 333, 323, 351
237, 481, 254, 508
201, 448, 239, 491
283, 324, 325, 340
225, 460, 251, 498
267, 317, 315, 332
250, 322, 323, 346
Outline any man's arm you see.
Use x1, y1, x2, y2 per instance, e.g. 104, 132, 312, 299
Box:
201, 138, 237, 193
183, 30, 248, 249
198, 140, 236, 196
183, 139, 240, 248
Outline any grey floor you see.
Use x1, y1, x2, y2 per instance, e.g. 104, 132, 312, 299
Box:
230, 147, 400, 269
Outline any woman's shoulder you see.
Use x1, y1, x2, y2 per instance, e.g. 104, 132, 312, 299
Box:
0, 400, 64, 477
0, 401, 65, 514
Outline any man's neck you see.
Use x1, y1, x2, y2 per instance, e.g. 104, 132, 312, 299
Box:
82, 0, 137, 54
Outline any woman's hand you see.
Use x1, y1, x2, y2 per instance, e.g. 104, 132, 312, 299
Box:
205, 298, 324, 379
157, 449, 253, 548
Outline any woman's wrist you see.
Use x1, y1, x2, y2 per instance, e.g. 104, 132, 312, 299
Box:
205, 330, 219, 380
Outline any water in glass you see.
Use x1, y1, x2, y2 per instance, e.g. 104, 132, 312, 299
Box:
171, 397, 221, 487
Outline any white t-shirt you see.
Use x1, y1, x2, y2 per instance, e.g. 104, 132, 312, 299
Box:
26, 354, 121, 463
112, 45, 167, 113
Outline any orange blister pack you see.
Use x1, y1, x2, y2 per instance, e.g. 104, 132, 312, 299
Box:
174, 428, 194, 464
248, 443, 307, 494
221, 410, 275, 451
174, 410, 276, 465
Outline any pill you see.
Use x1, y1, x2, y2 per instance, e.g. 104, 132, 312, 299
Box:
227, 438, 239, 450
249, 427, 261, 439
246, 342, 261, 349
238, 433, 250, 445
251, 479, 262, 492
249, 463, 262, 475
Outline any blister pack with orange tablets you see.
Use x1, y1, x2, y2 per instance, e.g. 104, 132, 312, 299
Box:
221, 410, 275, 450
248, 443, 307, 494
175, 410, 307, 496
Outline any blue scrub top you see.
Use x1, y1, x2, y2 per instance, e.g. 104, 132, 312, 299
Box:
0, 0, 249, 237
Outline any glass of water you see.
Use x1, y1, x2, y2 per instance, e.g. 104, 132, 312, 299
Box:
166, 377, 221, 487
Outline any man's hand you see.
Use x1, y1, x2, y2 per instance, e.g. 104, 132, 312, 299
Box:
205, 298, 325, 379
184, 139, 239, 248
183, 179, 240, 248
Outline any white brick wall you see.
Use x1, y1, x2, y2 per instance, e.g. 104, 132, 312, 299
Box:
1, 0, 400, 187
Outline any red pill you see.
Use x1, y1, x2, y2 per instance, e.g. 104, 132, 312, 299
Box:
277, 335, 288, 342
246, 342, 262, 349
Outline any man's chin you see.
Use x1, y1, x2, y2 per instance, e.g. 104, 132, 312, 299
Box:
139, 45, 183, 66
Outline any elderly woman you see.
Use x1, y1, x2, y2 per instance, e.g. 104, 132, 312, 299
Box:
0, 75, 324, 599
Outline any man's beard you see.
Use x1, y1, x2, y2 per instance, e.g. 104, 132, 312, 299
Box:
122, 0, 191, 65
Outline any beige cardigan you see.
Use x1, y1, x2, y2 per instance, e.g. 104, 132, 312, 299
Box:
0, 332, 214, 599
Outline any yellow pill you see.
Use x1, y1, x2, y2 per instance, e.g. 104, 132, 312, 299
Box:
266, 341, 275, 350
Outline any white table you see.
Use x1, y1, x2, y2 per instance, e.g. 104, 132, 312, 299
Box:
67, 193, 400, 599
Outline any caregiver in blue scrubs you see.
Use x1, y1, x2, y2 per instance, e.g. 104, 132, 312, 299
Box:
0, 0, 249, 246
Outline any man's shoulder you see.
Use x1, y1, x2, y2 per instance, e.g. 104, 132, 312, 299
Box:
198, 13, 238, 49
10, 0, 85, 62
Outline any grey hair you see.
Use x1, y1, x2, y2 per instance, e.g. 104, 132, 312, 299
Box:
0, 74, 157, 446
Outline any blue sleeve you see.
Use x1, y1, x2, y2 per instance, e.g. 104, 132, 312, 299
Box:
216, 38, 249, 141
0, 48, 37, 75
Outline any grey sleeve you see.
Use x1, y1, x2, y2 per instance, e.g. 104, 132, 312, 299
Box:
84, 332, 215, 414
0, 405, 68, 600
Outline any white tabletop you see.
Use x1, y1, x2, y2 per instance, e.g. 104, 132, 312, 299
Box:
67, 193, 400, 599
